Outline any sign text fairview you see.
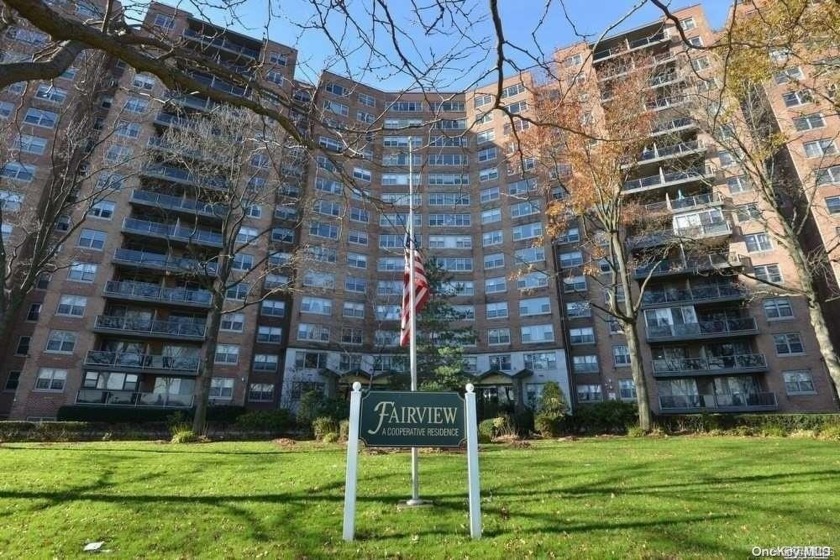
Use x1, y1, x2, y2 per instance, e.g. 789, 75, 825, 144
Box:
359, 391, 465, 447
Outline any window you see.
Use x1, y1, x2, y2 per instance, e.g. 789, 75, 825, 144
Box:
35, 369, 67, 392
429, 213, 471, 227
817, 166, 840, 186
257, 326, 283, 344
764, 297, 794, 320
515, 247, 545, 264
793, 113, 825, 131
301, 297, 333, 316
46, 330, 76, 353
735, 203, 761, 222
680, 17, 696, 30
4, 371, 20, 392
68, 262, 97, 283
345, 276, 367, 293
428, 192, 470, 205
570, 327, 595, 345
15, 134, 48, 155
209, 378, 234, 399
231, 253, 254, 272
691, 57, 710, 71
782, 89, 813, 107
152, 13, 175, 29
261, 300, 286, 318
618, 379, 636, 400
613, 345, 631, 366
123, 96, 149, 113
24, 107, 58, 129
773, 66, 804, 84
104, 144, 133, 164
573, 356, 599, 374
481, 208, 501, 224
249, 383, 274, 402
774, 333, 804, 355
357, 92, 376, 107
524, 352, 557, 371
745, 233, 773, 253
783, 371, 815, 395
347, 252, 368, 269
726, 175, 752, 194
512, 223, 543, 241
488, 328, 511, 345
87, 200, 115, 220
483, 253, 505, 270
132, 73, 155, 90
1, 162, 36, 183
343, 302, 365, 319
352, 167, 371, 182
687, 36, 703, 47
220, 313, 245, 332
236, 227, 258, 244
518, 297, 550, 317
476, 130, 495, 144
225, 283, 249, 301
485, 277, 507, 294
517, 272, 549, 291
563, 275, 587, 293
486, 302, 509, 319
26, 303, 41, 321
560, 251, 584, 268
566, 301, 591, 318
15, 337, 31, 356
344, 327, 365, 345
482, 231, 503, 247
804, 139, 837, 158
754, 264, 783, 284
295, 351, 328, 369
521, 324, 554, 343
215, 344, 240, 365
309, 222, 339, 240
57, 295, 86, 317
479, 167, 499, 183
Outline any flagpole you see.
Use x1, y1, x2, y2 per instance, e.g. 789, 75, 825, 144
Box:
407, 135, 423, 506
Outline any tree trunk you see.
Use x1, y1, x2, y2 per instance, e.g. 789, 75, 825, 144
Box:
193, 288, 225, 434
624, 324, 653, 431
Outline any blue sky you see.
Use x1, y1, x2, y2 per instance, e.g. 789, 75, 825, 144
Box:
205, 0, 733, 91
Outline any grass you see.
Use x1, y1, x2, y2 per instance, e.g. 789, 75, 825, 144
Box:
0, 437, 838, 559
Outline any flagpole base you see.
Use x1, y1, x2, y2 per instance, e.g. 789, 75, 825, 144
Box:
403, 498, 433, 507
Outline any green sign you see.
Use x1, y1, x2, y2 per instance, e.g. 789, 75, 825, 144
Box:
359, 391, 466, 448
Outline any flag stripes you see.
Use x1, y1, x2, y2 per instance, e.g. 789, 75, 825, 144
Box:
400, 233, 431, 347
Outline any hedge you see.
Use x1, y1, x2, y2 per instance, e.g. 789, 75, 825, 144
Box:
57, 405, 248, 423
654, 413, 840, 435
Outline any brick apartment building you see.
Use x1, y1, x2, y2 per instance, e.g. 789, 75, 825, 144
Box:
0, 0, 837, 420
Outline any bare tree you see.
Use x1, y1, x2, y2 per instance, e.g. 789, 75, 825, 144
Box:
147, 104, 304, 432
0, 50, 128, 353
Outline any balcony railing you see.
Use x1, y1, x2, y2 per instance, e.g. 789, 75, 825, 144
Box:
103, 280, 212, 307
623, 166, 714, 193
644, 192, 724, 214
652, 353, 767, 376
94, 315, 207, 339
642, 283, 747, 307
634, 253, 743, 279
598, 51, 676, 82
184, 71, 248, 98
76, 389, 194, 408
593, 30, 669, 62
645, 94, 689, 111
141, 164, 228, 190
646, 318, 758, 341
651, 117, 695, 136
122, 217, 224, 248
182, 28, 260, 59
674, 220, 732, 239
153, 112, 198, 130
633, 140, 704, 166
130, 189, 227, 218
112, 248, 218, 275
84, 350, 201, 374
659, 392, 777, 412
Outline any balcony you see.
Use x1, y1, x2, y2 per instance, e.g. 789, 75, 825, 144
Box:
642, 283, 747, 308
593, 30, 669, 62
598, 51, 676, 82
183, 71, 249, 98
652, 353, 768, 377
648, 71, 682, 88
112, 248, 218, 275
93, 315, 207, 340
623, 166, 714, 194
659, 392, 778, 413
646, 317, 758, 342
634, 253, 744, 279
153, 112, 198, 130
141, 164, 228, 190
76, 389, 194, 408
651, 117, 695, 137
626, 140, 706, 169
103, 280, 212, 308
166, 92, 218, 112
122, 217, 224, 248
645, 94, 689, 112
182, 28, 260, 59
630, 219, 731, 249
130, 189, 227, 219
84, 350, 201, 375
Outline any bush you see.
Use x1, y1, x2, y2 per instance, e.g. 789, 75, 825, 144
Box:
56, 405, 247, 424
321, 432, 339, 443
234, 410, 293, 434
567, 401, 638, 435
478, 419, 496, 443
512, 409, 534, 436
312, 416, 339, 441
626, 425, 646, 438
654, 413, 840, 436
818, 425, 840, 440
534, 413, 562, 438
339, 420, 350, 442
170, 429, 199, 444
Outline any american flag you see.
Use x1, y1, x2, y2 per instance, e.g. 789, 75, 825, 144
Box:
400, 231, 431, 347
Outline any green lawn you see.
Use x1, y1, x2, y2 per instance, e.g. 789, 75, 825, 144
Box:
0, 437, 838, 559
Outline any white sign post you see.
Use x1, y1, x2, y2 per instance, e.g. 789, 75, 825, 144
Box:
342, 382, 482, 541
